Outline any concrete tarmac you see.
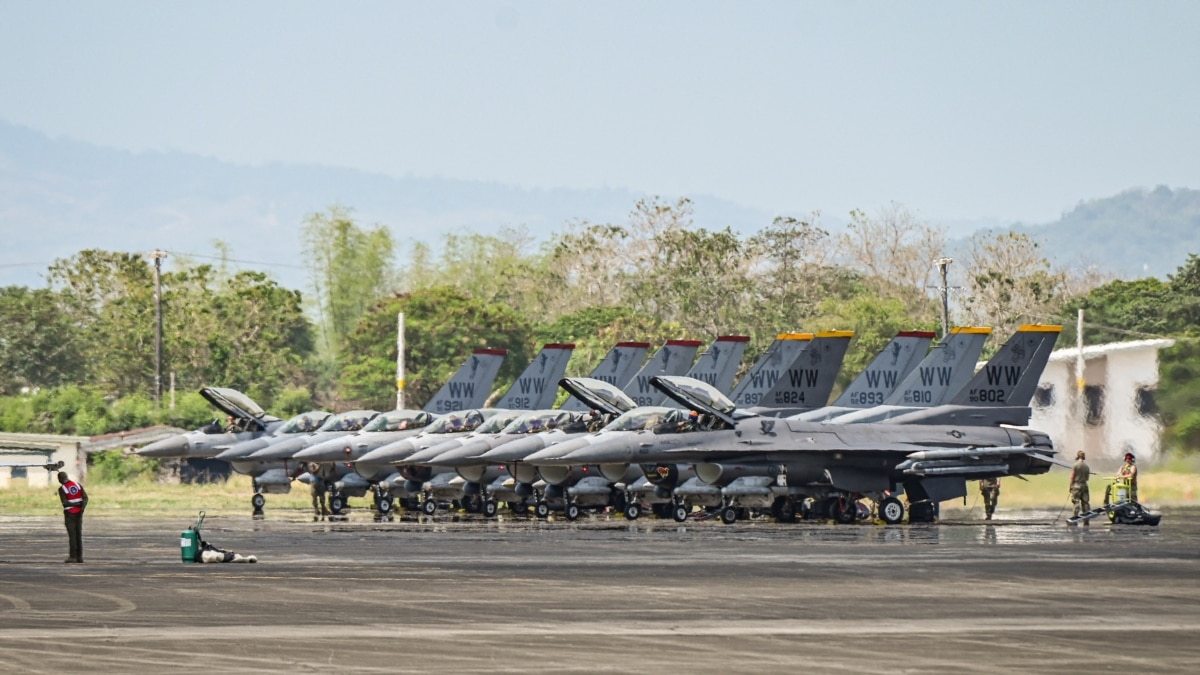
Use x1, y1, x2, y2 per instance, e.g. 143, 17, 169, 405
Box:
2, 506, 1199, 673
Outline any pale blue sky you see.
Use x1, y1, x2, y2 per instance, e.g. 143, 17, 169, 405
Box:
2, 0, 1198, 224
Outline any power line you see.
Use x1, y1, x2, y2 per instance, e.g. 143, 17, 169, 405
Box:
167, 250, 308, 270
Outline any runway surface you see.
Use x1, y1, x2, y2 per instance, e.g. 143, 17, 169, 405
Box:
2, 506, 1198, 673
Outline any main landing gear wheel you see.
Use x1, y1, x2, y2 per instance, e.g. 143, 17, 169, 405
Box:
421, 499, 438, 516
878, 497, 905, 525
329, 493, 346, 515
251, 493, 266, 511
376, 496, 393, 516
483, 500, 498, 518
719, 506, 738, 525
565, 503, 581, 521
672, 504, 689, 523
772, 497, 797, 523
625, 503, 642, 520
535, 501, 551, 519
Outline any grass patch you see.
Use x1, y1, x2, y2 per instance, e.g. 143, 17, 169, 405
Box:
0, 474, 314, 517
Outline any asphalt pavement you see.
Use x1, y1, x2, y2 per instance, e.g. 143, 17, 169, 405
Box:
2, 506, 1198, 673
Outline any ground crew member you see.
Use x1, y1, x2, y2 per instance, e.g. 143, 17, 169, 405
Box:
309, 462, 331, 517
1117, 452, 1138, 503
1069, 451, 1091, 521
57, 471, 88, 563
978, 477, 1000, 520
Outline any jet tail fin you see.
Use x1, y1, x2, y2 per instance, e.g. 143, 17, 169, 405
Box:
885, 327, 991, 406
728, 333, 812, 408
495, 343, 576, 410
421, 348, 507, 414
560, 342, 650, 411
623, 339, 703, 406
949, 324, 1062, 407
682, 335, 750, 395
757, 331, 854, 410
833, 331, 936, 408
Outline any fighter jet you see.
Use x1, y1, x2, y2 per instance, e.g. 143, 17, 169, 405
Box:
544, 326, 1060, 522
220, 348, 507, 515
300, 343, 639, 516
539, 374, 1065, 525
453, 339, 704, 516
580, 329, 854, 516
350, 343, 576, 514
137, 387, 283, 459
394, 341, 651, 515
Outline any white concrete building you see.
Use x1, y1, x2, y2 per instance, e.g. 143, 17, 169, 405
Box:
1029, 339, 1175, 463
0, 433, 89, 488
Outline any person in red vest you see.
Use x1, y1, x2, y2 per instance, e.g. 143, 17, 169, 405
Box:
57, 471, 89, 563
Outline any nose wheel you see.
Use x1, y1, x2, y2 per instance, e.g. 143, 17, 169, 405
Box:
251, 492, 266, 518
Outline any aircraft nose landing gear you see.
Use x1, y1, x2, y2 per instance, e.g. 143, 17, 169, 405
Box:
251, 491, 265, 519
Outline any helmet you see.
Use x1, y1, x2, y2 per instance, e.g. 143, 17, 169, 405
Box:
1124, 452, 1136, 462
689, 410, 699, 420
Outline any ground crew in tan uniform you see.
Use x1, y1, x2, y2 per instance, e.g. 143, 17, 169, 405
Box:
978, 477, 1000, 520
1116, 452, 1138, 503
309, 462, 333, 517
1069, 451, 1091, 521
57, 471, 88, 563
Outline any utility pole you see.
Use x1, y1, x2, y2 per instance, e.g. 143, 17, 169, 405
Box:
933, 257, 954, 340
149, 249, 167, 406
396, 312, 406, 410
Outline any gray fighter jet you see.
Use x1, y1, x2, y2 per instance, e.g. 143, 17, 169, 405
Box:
306, 342, 641, 516
455, 339, 704, 515
211, 347, 506, 515
350, 343, 576, 514
539, 374, 1065, 525
596, 330, 854, 519
137, 387, 283, 459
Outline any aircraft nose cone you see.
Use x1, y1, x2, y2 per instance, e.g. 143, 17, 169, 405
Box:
137, 434, 190, 458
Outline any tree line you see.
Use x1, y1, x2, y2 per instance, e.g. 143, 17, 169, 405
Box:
1, 198, 1196, 454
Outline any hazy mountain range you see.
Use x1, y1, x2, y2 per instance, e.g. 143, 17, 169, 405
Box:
2, 120, 1197, 293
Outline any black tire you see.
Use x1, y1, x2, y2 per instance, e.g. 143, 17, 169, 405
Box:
672, 504, 689, 523
535, 501, 551, 519
879, 497, 905, 525
565, 503, 581, 521
625, 503, 641, 520
251, 493, 266, 510
483, 500, 498, 518
329, 494, 346, 515
832, 496, 856, 524
720, 506, 738, 525
422, 499, 438, 516
376, 496, 393, 515
462, 494, 482, 514
507, 501, 529, 515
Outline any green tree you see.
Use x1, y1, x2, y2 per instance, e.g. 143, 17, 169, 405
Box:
47, 249, 157, 397
0, 286, 86, 394
302, 205, 397, 357
336, 286, 533, 410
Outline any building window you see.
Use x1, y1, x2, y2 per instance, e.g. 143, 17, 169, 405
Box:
1136, 387, 1158, 417
1033, 385, 1054, 408
1084, 385, 1105, 426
